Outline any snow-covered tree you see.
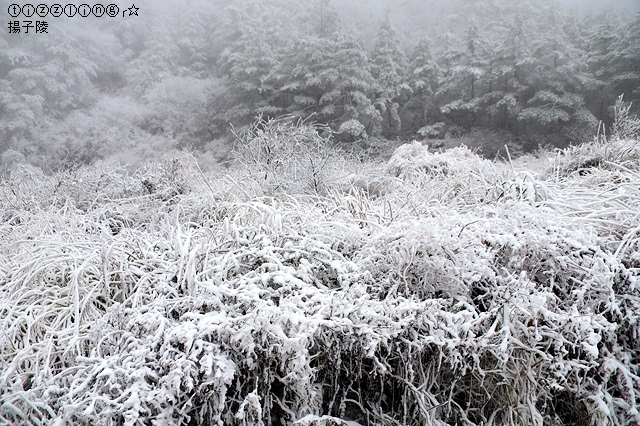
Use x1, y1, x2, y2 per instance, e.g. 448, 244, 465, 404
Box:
370, 18, 410, 138
217, 4, 283, 124
437, 21, 490, 129
265, 29, 380, 141
306, 0, 340, 37
602, 14, 640, 115
403, 38, 441, 135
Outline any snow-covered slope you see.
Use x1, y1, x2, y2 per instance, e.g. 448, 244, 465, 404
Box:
1, 138, 638, 425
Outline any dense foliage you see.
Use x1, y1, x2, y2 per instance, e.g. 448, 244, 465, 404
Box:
1, 0, 639, 169
1, 111, 639, 424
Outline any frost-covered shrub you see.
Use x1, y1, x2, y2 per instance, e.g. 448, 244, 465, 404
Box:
337, 119, 366, 142
385, 141, 485, 179
0, 149, 26, 170
417, 122, 446, 139
354, 200, 639, 424
142, 76, 217, 149
22, 95, 173, 169
486, 170, 551, 204
552, 138, 640, 178
385, 141, 519, 207
612, 95, 640, 141
339, 173, 399, 200
1, 135, 639, 426
234, 115, 345, 195
330, 158, 400, 200
136, 151, 205, 200
550, 97, 639, 180
385, 140, 431, 177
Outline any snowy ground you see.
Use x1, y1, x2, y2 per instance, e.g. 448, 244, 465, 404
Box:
1, 134, 639, 425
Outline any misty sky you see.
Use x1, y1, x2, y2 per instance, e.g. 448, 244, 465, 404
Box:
560, 0, 640, 13
561, 0, 640, 11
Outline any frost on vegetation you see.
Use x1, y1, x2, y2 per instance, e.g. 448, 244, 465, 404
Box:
1, 125, 640, 425
233, 115, 347, 196
612, 95, 640, 142
417, 122, 446, 140
542, 102, 640, 246
337, 119, 366, 139
384, 140, 551, 205
0, 148, 26, 169
550, 96, 639, 179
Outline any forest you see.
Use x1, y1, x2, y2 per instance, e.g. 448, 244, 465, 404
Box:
1, 1, 640, 425
0, 0, 639, 169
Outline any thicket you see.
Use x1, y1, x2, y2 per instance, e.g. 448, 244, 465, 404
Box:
1, 111, 639, 425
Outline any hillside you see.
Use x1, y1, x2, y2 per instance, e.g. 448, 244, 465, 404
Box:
1, 116, 639, 425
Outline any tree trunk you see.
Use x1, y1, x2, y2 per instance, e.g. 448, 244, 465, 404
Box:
471, 76, 475, 99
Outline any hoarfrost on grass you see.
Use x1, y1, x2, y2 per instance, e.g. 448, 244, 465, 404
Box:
0, 132, 639, 425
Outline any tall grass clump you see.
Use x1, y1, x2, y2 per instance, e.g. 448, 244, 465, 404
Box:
0, 115, 639, 425
232, 115, 349, 196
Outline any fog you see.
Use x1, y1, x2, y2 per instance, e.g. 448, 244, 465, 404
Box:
560, 0, 640, 13
1, 0, 639, 169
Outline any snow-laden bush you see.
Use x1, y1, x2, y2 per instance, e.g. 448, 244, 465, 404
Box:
612, 95, 640, 141
551, 96, 639, 179
551, 137, 640, 179
233, 116, 347, 196
384, 141, 552, 207
417, 122, 446, 140
337, 120, 366, 140
1, 136, 639, 425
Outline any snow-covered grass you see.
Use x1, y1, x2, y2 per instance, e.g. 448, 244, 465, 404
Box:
0, 130, 639, 425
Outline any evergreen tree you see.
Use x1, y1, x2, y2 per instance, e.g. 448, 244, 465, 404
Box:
584, 10, 621, 120
438, 22, 489, 129
605, 14, 640, 114
403, 38, 441, 136
307, 0, 340, 37
332, 30, 381, 140
0, 21, 104, 151
217, 3, 285, 125
514, 4, 598, 146
263, 34, 333, 118
480, 15, 525, 130
370, 18, 410, 138
126, 17, 180, 95
263, 28, 379, 141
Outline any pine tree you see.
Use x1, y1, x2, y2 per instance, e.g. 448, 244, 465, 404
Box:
403, 38, 441, 136
307, 0, 339, 37
332, 30, 381, 140
262, 34, 333, 118
605, 14, 640, 114
514, 3, 598, 146
370, 18, 411, 138
264, 28, 380, 141
584, 10, 621, 120
217, 3, 286, 125
437, 21, 489, 129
